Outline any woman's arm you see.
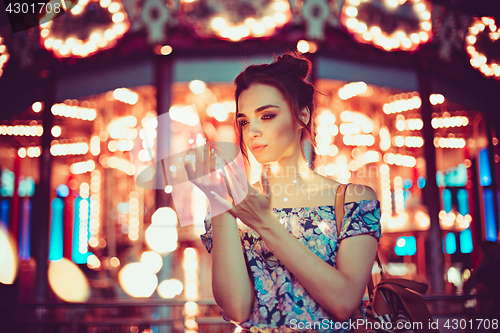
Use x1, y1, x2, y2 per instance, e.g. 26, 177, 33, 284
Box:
253, 185, 378, 321
183, 145, 255, 322
210, 211, 255, 323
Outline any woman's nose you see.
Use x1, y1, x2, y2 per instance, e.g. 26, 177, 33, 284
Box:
249, 121, 261, 137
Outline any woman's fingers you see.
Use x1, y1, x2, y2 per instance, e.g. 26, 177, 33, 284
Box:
210, 147, 216, 173
184, 144, 211, 179
201, 144, 207, 176
194, 146, 202, 176
217, 163, 235, 203
221, 158, 250, 203
183, 149, 195, 179
225, 157, 247, 187
223, 157, 247, 186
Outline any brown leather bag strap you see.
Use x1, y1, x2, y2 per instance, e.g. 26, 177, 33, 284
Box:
368, 253, 385, 298
335, 183, 348, 237
368, 274, 376, 299
376, 253, 384, 278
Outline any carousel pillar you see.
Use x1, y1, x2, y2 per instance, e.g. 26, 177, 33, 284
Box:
469, 159, 484, 258
485, 116, 499, 238
63, 176, 74, 260
154, 56, 173, 333
32, 73, 55, 303
463, 143, 481, 267
105, 168, 116, 259
10, 154, 21, 246
486, 95, 500, 242
418, 67, 445, 293
155, 55, 173, 208
495, 100, 500, 241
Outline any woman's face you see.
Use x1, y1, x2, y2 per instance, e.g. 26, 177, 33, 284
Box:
237, 84, 302, 164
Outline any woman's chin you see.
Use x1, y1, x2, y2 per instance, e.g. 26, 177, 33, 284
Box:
254, 156, 275, 165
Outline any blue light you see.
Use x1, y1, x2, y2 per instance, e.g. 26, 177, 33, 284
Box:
0, 200, 9, 229
478, 148, 492, 186
403, 190, 411, 206
1, 169, 14, 197
117, 202, 130, 214
417, 177, 426, 189
49, 198, 64, 261
444, 164, 467, 187
460, 228, 473, 254
457, 189, 469, 216
483, 189, 497, 242
18, 177, 35, 197
403, 179, 413, 189
442, 189, 453, 213
27, 177, 36, 196
445, 232, 457, 254
72, 197, 90, 264
394, 236, 417, 256
436, 171, 445, 187
57, 184, 70, 198
18, 198, 32, 260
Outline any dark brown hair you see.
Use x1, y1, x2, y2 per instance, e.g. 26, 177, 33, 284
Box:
234, 52, 316, 164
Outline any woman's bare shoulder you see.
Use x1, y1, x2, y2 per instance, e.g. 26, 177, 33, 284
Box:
312, 173, 341, 189
312, 173, 378, 203
345, 184, 378, 202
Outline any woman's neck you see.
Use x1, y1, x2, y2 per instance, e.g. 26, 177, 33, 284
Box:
265, 156, 313, 186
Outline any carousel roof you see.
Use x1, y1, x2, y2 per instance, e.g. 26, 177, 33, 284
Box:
0, 0, 499, 122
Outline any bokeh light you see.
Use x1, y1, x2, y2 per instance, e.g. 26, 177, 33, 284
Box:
141, 251, 163, 273
0, 228, 18, 285
157, 279, 184, 299
145, 207, 178, 254
48, 257, 90, 302
51, 125, 62, 137
118, 262, 158, 298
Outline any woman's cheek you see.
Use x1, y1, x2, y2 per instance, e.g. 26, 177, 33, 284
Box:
241, 129, 250, 146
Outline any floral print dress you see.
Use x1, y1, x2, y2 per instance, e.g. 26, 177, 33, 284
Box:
200, 200, 382, 333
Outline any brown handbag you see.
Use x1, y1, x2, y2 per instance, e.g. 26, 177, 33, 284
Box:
335, 184, 439, 333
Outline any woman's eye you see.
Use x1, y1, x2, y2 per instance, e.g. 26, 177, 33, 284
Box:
239, 114, 274, 126
262, 114, 275, 120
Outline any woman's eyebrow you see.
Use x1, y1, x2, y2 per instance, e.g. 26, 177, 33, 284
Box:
237, 104, 280, 118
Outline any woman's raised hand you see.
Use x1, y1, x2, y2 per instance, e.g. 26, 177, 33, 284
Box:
210, 162, 274, 230
183, 144, 217, 191
183, 144, 239, 216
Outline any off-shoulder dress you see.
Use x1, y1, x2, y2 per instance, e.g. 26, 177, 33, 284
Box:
200, 200, 382, 333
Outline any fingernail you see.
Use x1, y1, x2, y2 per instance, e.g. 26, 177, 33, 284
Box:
210, 191, 217, 196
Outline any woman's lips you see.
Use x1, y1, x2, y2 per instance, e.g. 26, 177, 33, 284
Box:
252, 145, 267, 152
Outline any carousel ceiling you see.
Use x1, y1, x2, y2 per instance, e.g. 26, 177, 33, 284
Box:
0, 0, 499, 122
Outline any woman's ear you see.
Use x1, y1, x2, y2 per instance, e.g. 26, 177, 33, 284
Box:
299, 108, 310, 126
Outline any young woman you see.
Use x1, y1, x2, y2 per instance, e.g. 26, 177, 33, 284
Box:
184, 53, 381, 332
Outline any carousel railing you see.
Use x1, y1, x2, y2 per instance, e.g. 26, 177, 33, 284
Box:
0, 294, 493, 333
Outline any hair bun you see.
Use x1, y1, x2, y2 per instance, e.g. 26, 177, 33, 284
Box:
273, 53, 311, 80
